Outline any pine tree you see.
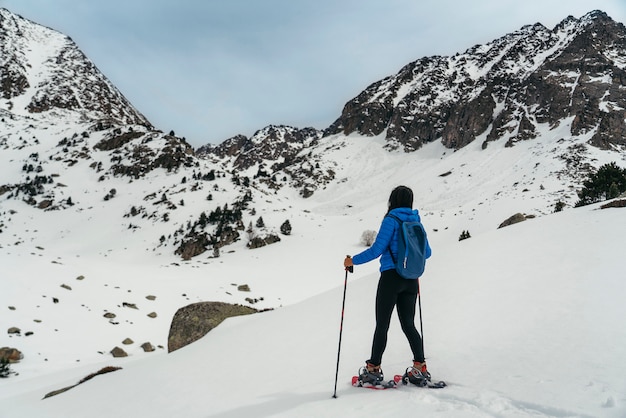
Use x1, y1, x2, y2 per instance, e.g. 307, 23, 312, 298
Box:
246, 222, 255, 240
554, 201, 565, 213
459, 230, 471, 241
280, 220, 292, 235
0, 358, 11, 378
575, 162, 626, 207
198, 212, 208, 228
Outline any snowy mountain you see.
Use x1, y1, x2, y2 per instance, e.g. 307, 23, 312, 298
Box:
1, 8, 626, 417
325, 10, 626, 152
0, 8, 149, 126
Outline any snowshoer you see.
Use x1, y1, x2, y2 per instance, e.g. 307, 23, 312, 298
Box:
344, 185, 432, 385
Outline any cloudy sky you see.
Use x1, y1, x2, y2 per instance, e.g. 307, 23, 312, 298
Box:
2, 1, 625, 147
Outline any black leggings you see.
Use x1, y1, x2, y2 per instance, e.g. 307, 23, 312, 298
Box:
368, 269, 423, 366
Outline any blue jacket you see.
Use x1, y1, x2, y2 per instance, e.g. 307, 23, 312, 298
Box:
352, 207, 431, 273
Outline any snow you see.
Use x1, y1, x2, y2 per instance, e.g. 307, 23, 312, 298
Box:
2, 120, 626, 416
1, 11, 626, 413
2, 199, 625, 417
0, 9, 68, 117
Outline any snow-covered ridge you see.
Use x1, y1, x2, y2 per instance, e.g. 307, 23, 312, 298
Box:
0, 8, 149, 126
324, 10, 626, 153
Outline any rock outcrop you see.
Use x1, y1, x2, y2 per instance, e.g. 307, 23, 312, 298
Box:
167, 302, 258, 353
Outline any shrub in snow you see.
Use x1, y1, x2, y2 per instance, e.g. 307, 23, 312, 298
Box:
360, 230, 377, 246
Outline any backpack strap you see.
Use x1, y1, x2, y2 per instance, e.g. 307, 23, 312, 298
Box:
385, 214, 402, 265
386, 214, 402, 224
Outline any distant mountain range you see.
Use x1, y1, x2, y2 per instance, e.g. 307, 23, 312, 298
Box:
1, 7, 625, 260
200, 9, 626, 186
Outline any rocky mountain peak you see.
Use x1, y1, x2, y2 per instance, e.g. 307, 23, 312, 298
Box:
199, 125, 322, 171
0, 8, 150, 127
324, 10, 626, 152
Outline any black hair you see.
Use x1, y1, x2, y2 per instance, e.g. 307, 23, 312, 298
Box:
387, 185, 413, 212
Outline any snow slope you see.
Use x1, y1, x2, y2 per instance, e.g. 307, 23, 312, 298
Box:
2, 199, 625, 417
2, 120, 626, 417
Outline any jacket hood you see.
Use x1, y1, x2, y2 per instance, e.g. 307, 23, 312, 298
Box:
388, 207, 421, 222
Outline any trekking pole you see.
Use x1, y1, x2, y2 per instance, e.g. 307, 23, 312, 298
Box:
417, 278, 425, 357
332, 265, 351, 398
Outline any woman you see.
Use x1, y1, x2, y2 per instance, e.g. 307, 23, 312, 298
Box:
344, 185, 432, 385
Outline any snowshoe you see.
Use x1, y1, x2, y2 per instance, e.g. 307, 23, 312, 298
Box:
402, 361, 431, 386
399, 363, 446, 389
357, 365, 384, 386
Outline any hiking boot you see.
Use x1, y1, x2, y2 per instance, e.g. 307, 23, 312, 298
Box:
357, 362, 384, 385
403, 361, 431, 385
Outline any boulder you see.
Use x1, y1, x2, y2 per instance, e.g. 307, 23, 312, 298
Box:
0, 347, 23, 363
247, 234, 281, 249
7, 327, 20, 335
600, 199, 626, 209
110, 347, 128, 358
167, 302, 257, 353
498, 213, 531, 229
175, 231, 210, 260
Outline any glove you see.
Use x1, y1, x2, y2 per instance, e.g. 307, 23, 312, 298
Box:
344, 255, 354, 273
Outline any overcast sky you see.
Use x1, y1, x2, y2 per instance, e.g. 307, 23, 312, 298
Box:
2, 1, 625, 147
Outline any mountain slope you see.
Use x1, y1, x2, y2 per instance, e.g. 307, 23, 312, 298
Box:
2, 201, 625, 417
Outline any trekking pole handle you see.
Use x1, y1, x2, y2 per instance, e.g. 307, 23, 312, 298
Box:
344, 255, 354, 273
